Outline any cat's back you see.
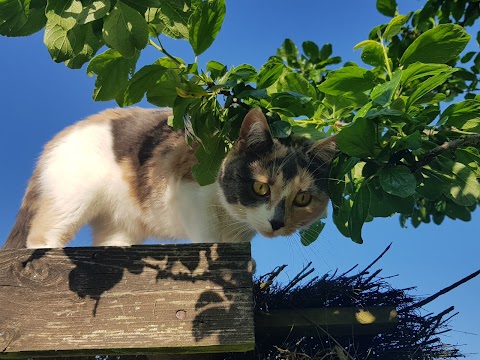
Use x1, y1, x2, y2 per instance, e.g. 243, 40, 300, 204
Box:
14, 107, 193, 248
37, 108, 165, 186
44, 107, 173, 157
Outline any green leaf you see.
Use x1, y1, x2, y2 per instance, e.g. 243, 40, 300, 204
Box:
379, 165, 416, 198
270, 121, 291, 138
368, 184, 395, 217
383, 14, 409, 41
300, 221, 325, 246
354, 40, 384, 67
269, 92, 314, 117
415, 105, 440, 124
368, 183, 414, 216
391, 131, 422, 152
44, 20, 87, 62
192, 135, 227, 186
290, 121, 327, 141
145, 7, 164, 36
438, 100, 480, 132
445, 200, 472, 221
65, 23, 103, 69
277, 38, 299, 66
46, 0, 82, 30
417, 169, 447, 200
333, 199, 352, 238
401, 62, 452, 85
171, 96, 193, 130
376, 0, 397, 17
354, 102, 373, 121
0, 0, 47, 37
324, 94, 357, 112
400, 24, 471, 66
318, 66, 375, 105
102, 1, 149, 59
146, 71, 182, 107
364, 108, 411, 123
461, 51, 476, 63
0, 0, 29, 35
302, 41, 320, 61
456, 148, 480, 176
123, 0, 163, 8
188, 0, 226, 56
319, 43, 333, 61
348, 182, 371, 244
120, 64, 167, 106
176, 81, 209, 98
257, 56, 285, 89
77, 0, 110, 25
236, 87, 267, 100
152, 1, 190, 39
206, 60, 227, 80
277, 72, 316, 99
87, 49, 139, 101
405, 68, 457, 110
328, 154, 359, 207
337, 117, 376, 158
432, 157, 480, 206
228, 64, 257, 83
370, 69, 402, 106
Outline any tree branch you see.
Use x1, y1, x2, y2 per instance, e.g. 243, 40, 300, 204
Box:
400, 268, 480, 312
415, 133, 480, 170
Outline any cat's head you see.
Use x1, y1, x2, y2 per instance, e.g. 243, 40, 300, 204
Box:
218, 108, 337, 238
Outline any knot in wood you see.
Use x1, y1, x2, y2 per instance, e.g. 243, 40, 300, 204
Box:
175, 310, 187, 320
14, 259, 50, 284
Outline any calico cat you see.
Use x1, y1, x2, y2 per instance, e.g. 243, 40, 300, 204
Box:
4, 108, 337, 249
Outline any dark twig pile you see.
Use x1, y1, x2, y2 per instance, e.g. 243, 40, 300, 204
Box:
250, 244, 480, 360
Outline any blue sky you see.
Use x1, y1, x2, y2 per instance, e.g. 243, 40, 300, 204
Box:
1, 0, 479, 357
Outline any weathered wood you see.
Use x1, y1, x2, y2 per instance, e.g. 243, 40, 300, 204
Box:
255, 306, 398, 337
0, 244, 254, 358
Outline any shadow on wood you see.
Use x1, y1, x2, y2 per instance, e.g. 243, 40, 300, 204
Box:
0, 243, 254, 358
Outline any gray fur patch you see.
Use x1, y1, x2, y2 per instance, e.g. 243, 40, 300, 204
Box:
3, 171, 41, 249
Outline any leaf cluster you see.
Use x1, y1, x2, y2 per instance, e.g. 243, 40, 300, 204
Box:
1, 0, 479, 245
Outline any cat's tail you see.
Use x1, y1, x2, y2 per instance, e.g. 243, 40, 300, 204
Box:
3, 171, 41, 249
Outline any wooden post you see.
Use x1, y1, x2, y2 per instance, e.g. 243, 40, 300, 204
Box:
0, 244, 255, 358
255, 306, 398, 338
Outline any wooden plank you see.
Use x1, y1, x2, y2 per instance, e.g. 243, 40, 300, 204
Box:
255, 306, 398, 337
0, 244, 254, 358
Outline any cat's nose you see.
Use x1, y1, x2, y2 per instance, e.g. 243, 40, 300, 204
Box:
269, 219, 285, 231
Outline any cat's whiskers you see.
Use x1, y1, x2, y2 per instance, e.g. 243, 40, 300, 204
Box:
289, 227, 331, 268
197, 203, 255, 241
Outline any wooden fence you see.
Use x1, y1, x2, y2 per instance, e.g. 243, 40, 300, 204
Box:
0, 243, 397, 359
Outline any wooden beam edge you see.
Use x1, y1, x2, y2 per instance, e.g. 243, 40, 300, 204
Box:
0, 341, 255, 359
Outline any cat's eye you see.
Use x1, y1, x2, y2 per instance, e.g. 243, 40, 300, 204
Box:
252, 181, 270, 196
293, 193, 312, 207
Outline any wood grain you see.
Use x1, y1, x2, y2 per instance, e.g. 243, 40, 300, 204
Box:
0, 244, 254, 358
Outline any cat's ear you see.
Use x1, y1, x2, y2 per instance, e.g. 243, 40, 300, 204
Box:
308, 134, 338, 164
238, 108, 273, 152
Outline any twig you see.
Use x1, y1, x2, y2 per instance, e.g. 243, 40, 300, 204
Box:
148, 38, 182, 66
281, 262, 315, 293
401, 268, 480, 312
364, 268, 383, 285
259, 264, 287, 290
415, 133, 480, 170
359, 243, 392, 276
337, 264, 359, 278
